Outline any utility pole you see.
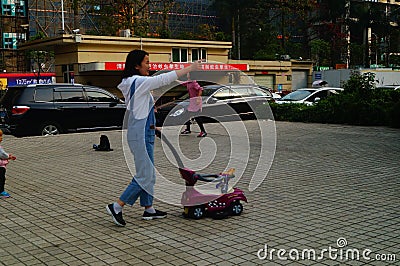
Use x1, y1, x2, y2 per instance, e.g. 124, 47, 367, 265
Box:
363, 4, 372, 68
280, 0, 285, 53
237, 11, 240, 60
36, 51, 41, 82
385, 0, 390, 67
231, 14, 235, 59
344, 0, 351, 68
61, 0, 65, 33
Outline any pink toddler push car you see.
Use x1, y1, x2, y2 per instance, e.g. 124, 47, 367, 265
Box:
179, 167, 247, 219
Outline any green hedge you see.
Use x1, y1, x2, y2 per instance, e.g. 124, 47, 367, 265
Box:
264, 72, 400, 128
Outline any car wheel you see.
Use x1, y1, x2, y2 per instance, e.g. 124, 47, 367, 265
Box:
230, 200, 243, 216
40, 122, 62, 136
188, 206, 205, 219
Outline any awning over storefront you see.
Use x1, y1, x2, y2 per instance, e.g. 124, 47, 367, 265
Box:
79, 62, 249, 72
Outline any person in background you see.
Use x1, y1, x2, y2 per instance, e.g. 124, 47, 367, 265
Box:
0, 129, 16, 198
106, 49, 202, 226
180, 73, 207, 137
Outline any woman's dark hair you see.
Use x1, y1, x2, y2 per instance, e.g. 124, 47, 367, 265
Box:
121, 50, 149, 79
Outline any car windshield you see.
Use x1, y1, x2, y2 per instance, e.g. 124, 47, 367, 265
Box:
280, 90, 314, 101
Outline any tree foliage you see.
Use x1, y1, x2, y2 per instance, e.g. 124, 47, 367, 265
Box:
212, 0, 320, 60
211, 0, 399, 66
311, 39, 331, 66
87, 0, 154, 37
82, 0, 399, 67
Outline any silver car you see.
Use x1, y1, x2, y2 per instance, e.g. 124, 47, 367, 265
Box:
376, 85, 400, 90
276, 87, 343, 106
156, 84, 273, 126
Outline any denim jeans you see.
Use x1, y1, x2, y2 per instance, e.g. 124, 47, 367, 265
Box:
120, 116, 156, 207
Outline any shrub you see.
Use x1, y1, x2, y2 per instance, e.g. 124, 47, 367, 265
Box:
389, 99, 400, 128
268, 72, 400, 128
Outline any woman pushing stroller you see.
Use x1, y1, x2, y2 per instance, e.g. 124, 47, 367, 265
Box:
106, 49, 202, 226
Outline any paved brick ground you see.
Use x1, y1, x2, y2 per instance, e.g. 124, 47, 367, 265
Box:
0, 121, 399, 265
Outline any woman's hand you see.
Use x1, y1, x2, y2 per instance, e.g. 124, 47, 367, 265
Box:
155, 128, 162, 138
176, 60, 202, 78
190, 60, 203, 72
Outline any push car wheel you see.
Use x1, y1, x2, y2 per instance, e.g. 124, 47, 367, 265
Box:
230, 201, 243, 216
40, 122, 62, 136
189, 206, 205, 219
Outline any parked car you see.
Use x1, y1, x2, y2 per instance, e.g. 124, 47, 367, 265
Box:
0, 83, 126, 136
275, 87, 343, 106
376, 85, 400, 90
257, 85, 282, 101
155, 84, 273, 127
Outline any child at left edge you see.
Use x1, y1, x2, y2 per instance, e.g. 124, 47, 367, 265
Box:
0, 129, 16, 198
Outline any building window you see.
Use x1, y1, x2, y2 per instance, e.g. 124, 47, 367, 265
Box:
15, 1, 26, 17
1, 0, 26, 16
172, 48, 188, 62
2, 33, 17, 49
3, 37, 13, 49
62, 64, 74, 83
17, 33, 26, 43
192, 48, 207, 62
1, 4, 12, 15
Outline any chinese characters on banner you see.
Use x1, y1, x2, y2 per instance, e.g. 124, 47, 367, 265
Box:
0, 73, 55, 88
104, 62, 248, 71
149, 63, 248, 71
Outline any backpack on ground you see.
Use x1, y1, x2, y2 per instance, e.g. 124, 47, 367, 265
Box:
93, 135, 113, 151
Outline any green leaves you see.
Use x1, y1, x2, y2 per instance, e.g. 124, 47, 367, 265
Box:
269, 72, 400, 128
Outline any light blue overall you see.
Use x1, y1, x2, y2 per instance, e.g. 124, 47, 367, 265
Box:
120, 79, 156, 207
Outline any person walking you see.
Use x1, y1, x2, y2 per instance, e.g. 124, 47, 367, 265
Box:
0, 129, 16, 198
180, 73, 207, 137
106, 49, 202, 226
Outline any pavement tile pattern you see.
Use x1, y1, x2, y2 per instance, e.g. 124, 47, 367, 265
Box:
0, 121, 399, 265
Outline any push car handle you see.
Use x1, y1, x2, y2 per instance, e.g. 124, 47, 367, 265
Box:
195, 174, 234, 183
194, 174, 219, 182
154, 129, 184, 168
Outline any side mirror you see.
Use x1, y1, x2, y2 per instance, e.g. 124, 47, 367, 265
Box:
207, 98, 217, 104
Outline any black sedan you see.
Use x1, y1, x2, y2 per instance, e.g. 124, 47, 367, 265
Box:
155, 84, 273, 127
0, 84, 126, 136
